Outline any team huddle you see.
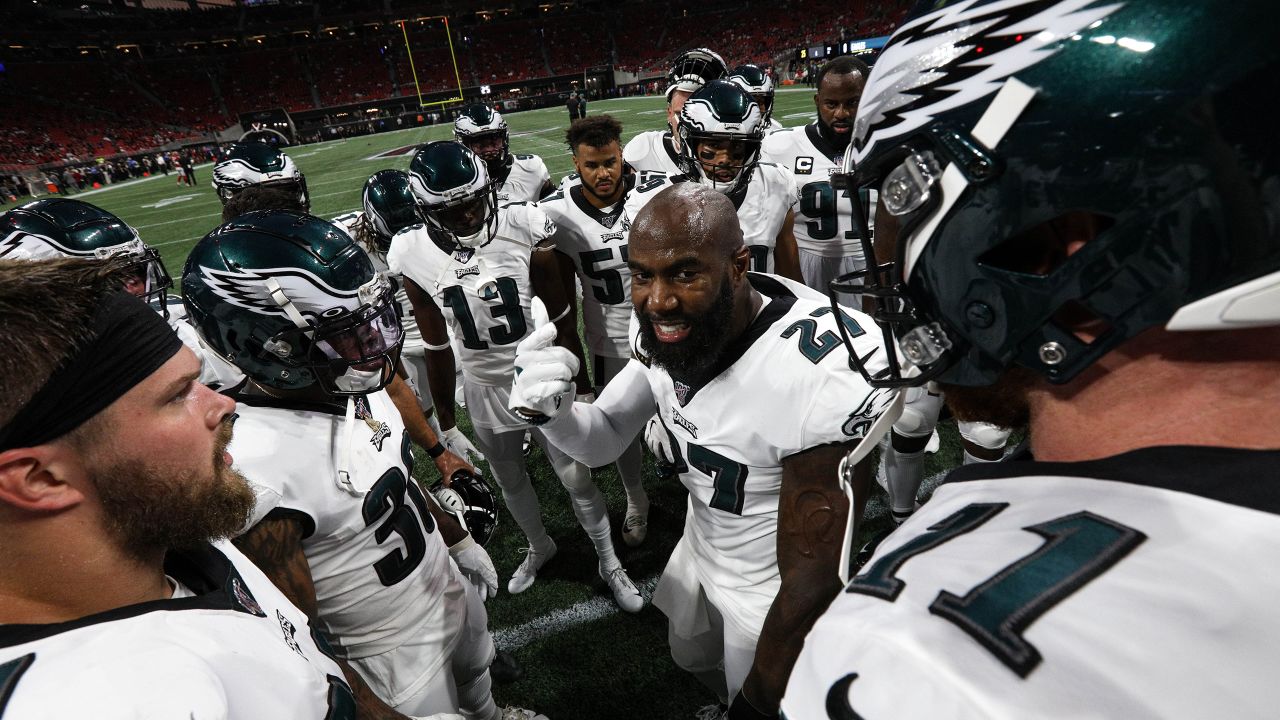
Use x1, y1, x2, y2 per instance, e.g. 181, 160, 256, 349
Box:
3, 0, 1280, 718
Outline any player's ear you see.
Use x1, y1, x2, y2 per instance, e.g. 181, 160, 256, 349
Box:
0, 445, 87, 513
730, 245, 751, 281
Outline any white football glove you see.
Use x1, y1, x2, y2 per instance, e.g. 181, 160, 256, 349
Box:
449, 534, 499, 602
411, 714, 465, 720
443, 425, 486, 467
509, 322, 579, 421
644, 415, 680, 476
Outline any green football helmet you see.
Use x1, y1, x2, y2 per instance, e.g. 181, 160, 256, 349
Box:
453, 104, 510, 176
407, 141, 498, 250
212, 142, 310, 210
181, 209, 403, 396
729, 63, 775, 124
0, 198, 172, 315
676, 79, 765, 196
362, 169, 421, 250
832, 0, 1280, 389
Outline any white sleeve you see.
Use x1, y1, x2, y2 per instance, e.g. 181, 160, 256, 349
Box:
540, 359, 654, 467
622, 133, 650, 166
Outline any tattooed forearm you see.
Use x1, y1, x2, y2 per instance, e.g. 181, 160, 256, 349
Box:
232, 517, 319, 618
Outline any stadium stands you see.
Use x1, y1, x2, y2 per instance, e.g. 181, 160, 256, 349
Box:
0, 0, 909, 167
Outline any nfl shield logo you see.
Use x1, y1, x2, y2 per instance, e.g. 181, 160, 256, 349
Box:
453, 248, 475, 264
673, 380, 691, 407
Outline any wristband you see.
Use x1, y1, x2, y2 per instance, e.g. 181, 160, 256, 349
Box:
426, 441, 446, 458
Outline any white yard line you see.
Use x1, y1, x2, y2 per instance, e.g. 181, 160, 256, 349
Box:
492, 573, 661, 651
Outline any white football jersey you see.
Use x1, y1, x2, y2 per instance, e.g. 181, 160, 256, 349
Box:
784, 447, 1280, 720
495, 153, 552, 205
764, 117, 785, 133
332, 211, 424, 351
0, 541, 354, 719
540, 170, 683, 358
162, 295, 245, 391
227, 389, 464, 666
622, 130, 686, 176
731, 161, 798, 275
387, 203, 552, 386
631, 273, 894, 628
762, 122, 868, 263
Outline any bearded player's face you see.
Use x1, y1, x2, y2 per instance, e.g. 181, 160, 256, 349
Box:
78, 347, 254, 558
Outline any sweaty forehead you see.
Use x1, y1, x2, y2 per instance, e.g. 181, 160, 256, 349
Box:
819, 71, 866, 99
630, 184, 742, 261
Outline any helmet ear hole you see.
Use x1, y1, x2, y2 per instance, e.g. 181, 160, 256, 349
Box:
977, 212, 1114, 277
1050, 299, 1115, 346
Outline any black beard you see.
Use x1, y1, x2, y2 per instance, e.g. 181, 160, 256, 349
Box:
581, 175, 625, 206
637, 274, 736, 385
816, 118, 853, 154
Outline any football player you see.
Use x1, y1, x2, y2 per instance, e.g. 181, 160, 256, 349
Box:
212, 141, 310, 211
508, 183, 898, 718
388, 141, 644, 612
334, 170, 449, 437
785, 1, 1280, 718
538, 114, 686, 546
729, 64, 782, 133
182, 210, 538, 720
0, 197, 243, 390
0, 257, 359, 718
675, 80, 802, 282
624, 47, 727, 176
761, 55, 870, 293
454, 104, 554, 203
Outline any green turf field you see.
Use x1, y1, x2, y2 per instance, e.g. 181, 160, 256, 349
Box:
44, 89, 982, 719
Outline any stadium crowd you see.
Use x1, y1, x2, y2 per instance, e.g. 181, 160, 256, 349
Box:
0, 0, 902, 167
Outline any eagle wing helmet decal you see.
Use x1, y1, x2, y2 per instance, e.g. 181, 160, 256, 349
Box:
853, 0, 1124, 164
198, 265, 362, 321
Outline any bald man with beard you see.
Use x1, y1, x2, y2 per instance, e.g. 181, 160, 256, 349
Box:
507, 184, 899, 718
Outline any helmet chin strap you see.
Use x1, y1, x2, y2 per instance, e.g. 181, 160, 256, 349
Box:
265, 277, 313, 335
836, 390, 905, 586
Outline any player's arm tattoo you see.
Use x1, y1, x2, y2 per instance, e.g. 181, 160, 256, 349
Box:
233, 518, 412, 720
404, 276, 459, 431
233, 517, 318, 617
740, 441, 869, 713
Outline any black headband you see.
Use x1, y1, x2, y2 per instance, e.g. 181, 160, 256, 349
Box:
0, 290, 183, 451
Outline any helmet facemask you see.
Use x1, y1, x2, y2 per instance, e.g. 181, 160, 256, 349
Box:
459, 130, 510, 176
682, 133, 763, 195
105, 238, 175, 317
422, 185, 499, 250
676, 82, 766, 196
266, 273, 405, 396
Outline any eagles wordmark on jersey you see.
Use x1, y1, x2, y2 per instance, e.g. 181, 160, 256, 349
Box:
387, 202, 553, 387
540, 169, 682, 359
632, 273, 894, 643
